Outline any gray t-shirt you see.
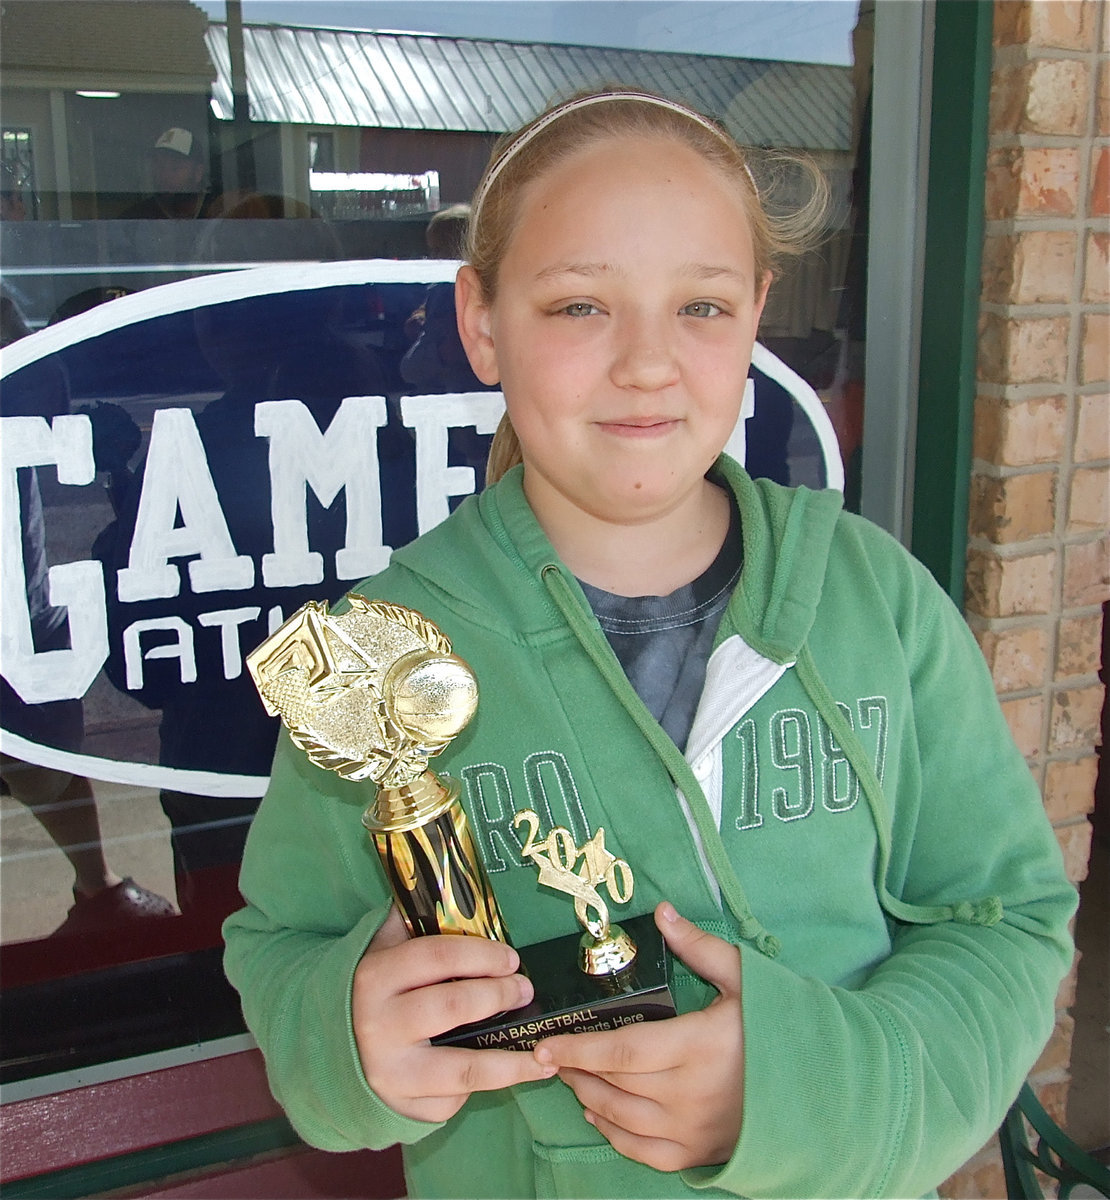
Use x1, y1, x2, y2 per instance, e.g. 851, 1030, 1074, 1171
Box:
578, 502, 742, 751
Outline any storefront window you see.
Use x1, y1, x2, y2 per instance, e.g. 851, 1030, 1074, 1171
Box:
1, 0, 876, 1092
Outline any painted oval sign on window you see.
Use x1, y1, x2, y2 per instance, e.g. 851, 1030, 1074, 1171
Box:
1, 260, 841, 799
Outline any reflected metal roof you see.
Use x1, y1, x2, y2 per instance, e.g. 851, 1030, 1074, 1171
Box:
205, 23, 852, 152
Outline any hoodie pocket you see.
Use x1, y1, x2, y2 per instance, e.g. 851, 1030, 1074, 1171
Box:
531, 1138, 704, 1199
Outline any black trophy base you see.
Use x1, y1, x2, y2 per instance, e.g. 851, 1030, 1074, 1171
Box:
432, 912, 676, 1051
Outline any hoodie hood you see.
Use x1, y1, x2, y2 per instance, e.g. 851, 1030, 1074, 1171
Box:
391, 456, 844, 660
717, 456, 844, 662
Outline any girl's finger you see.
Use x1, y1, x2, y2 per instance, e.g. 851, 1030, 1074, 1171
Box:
410, 1044, 557, 1100
363, 930, 522, 998
655, 902, 741, 997
583, 1108, 690, 1175
556, 1065, 665, 1135
534, 1012, 691, 1076
394, 972, 535, 1042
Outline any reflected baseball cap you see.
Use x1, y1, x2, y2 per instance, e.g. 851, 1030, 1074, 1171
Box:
154, 128, 195, 157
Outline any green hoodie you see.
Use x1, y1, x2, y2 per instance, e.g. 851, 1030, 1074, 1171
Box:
224, 459, 1075, 1199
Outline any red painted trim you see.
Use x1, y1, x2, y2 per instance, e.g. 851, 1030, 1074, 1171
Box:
131, 1144, 405, 1199
1, 1050, 284, 1182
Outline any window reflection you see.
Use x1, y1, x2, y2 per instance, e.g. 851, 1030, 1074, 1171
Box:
0, 0, 872, 1084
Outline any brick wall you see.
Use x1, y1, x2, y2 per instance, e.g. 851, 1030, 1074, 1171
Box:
942, 2, 1109, 1195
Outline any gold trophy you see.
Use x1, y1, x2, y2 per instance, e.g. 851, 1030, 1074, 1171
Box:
247, 594, 674, 1051
513, 810, 638, 976
246, 594, 506, 943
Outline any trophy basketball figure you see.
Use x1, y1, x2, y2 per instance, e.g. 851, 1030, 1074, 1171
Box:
246, 594, 507, 943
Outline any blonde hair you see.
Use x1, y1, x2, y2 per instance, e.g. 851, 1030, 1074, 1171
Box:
470, 87, 829, 485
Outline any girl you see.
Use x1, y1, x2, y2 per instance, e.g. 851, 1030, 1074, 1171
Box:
224, 88, 1075, 1199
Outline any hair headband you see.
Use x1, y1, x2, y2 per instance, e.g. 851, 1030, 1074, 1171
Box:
470, 90, 756, 222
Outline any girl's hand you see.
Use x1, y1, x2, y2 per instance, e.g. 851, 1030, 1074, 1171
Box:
352, 905, 557, 1123
533, 902, 744, 1172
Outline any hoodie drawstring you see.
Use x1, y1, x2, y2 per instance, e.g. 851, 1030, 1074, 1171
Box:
542, 564, 783, 958
795, 645, 1003, 930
